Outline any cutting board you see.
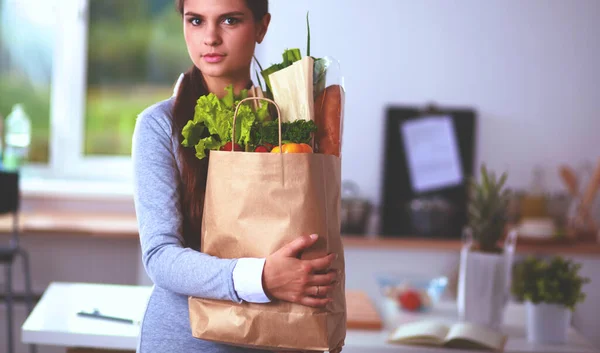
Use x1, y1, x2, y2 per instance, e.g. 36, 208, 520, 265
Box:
345, 290, 383, 330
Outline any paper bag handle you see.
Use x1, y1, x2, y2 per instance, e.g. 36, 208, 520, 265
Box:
232, 97, 283, 152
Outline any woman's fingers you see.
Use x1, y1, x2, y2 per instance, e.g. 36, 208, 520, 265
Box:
299, 295, 332, 308
307, 270, 337, 286
308, 253, 337, 272
281, 234, 320, 258
305, 284, 335, 298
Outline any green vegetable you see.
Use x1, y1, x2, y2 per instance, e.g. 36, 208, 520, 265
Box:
283, 48, 302, 66
181, 120, 205, 147
255, 100, 270, 123
306, 12, 311, 57
235, 103, 256, 148
195, 94, 234, 143
181, 84, 268, 159
250, 119, 317, 148
260, 48, 302, 95
221, 85, 248, 109
280, 120, 317, 145
194, 136, 222, 160
257, 12, 327, 101
253, 55, 267, 92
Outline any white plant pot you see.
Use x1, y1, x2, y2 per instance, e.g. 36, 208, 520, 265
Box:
526, 301, 571, 344
457, 250, 512, 329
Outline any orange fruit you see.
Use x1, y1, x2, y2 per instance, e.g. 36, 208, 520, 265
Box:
270, 143, 313, 154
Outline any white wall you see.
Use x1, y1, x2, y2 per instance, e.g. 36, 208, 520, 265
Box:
256, 0, 600, 204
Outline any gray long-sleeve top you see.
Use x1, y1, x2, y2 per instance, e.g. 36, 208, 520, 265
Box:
132, 97, 269, 353
133, 96, 241, 301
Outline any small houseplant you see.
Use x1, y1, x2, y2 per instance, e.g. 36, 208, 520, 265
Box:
467, 164, 511, 253
512, 256, 590, 344
457, 164, 516, 329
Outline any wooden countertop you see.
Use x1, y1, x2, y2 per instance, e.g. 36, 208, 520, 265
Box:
0, 212, 139, 239
342, 235, 600, 255
2, 212, 600, 255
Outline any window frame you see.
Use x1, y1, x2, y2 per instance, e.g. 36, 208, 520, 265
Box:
23, 0, 134, 186
19, 0, 267, 196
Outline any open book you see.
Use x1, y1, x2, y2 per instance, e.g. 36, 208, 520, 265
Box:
387, 320, 508, 352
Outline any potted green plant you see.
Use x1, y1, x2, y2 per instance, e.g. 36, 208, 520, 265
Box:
512, 256, 590, 344
457, 164, 516, 329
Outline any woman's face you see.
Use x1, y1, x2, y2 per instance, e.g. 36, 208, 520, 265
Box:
182, 0, 269, 82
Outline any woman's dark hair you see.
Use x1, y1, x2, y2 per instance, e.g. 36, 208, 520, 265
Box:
172, 0, 269, 250
175, 0, 268, 22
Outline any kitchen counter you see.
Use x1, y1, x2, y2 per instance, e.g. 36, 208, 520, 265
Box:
22, 282, 598, 353
2, 212, 600, 255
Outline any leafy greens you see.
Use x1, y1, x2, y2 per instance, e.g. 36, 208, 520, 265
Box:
181, 85, 269, 159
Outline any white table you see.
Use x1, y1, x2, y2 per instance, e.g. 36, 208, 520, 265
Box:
22, 282, 599, 353
22, 282, 149, 352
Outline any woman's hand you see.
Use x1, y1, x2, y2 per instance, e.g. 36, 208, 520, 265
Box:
262, 234, 339, 308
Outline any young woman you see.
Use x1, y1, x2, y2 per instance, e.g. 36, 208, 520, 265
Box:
132, 0, 340, 352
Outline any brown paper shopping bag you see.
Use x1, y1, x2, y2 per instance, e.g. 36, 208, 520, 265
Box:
188, 97, 347, 352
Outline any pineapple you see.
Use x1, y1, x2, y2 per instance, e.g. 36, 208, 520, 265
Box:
468, 164, 512, 253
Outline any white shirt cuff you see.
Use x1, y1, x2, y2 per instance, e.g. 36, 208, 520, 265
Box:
232, 258, 271, 303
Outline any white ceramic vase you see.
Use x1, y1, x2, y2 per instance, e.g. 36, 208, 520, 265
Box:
458, 250, 510, 329
457, 229, 517, 330
526, 301, 571, 344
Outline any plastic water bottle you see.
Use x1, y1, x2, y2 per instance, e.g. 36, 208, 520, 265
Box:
3, 104, 32, 171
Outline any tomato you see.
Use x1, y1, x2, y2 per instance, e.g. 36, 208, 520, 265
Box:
397, 289, 422, 311
220, 142, 243, 151
270, 143, 313, 154
254, 146, 269, 153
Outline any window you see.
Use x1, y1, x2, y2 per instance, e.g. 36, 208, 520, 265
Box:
84, 0, 189, 157
10, 0, 190, 186
0, 0, 54, 164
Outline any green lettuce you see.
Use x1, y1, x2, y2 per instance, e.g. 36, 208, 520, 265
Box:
181, 84, 268, 159
194, 136, 222, 160
181, 120, 205, 147
256, 100, 270, 123
234, 103, 256, 148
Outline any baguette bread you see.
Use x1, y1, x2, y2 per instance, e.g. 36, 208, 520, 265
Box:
314, 84, 344, 157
